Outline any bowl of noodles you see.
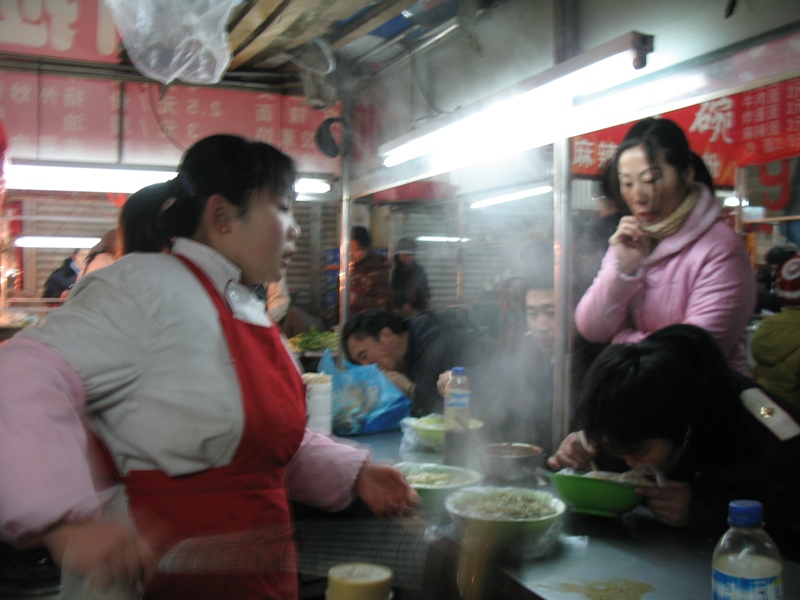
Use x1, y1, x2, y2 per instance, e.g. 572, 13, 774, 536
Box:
549, 469, 649, 517
395, 462, 483, 513
404, 414, 484, 450
445, 487, 565, 555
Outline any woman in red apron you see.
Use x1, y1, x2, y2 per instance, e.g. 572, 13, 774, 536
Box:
0, 135, 416, 600
123, 254, 306, 599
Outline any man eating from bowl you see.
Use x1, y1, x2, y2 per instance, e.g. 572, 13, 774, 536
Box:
341, 308, 484, 417
548, 324, 800, 560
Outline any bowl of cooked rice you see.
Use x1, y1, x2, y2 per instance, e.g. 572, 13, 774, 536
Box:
445, 486, 566, 553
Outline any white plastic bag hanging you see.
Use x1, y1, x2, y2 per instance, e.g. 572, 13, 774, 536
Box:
105, 0, 239, 85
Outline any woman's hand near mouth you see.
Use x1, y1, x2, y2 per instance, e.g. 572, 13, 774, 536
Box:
609, 215, 652, 276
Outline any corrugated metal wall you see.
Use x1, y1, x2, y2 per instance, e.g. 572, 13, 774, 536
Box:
11, 191, 341, 315
286, 200, 340, 313
13, 191, 119, 296
389, 195, 556, 339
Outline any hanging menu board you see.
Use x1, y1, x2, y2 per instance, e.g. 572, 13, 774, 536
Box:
0, 72, 341, 174
0, 0, 119, 64
572, 76, 800, 187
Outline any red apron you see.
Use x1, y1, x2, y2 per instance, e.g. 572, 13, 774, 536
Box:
122, 255, 306, 599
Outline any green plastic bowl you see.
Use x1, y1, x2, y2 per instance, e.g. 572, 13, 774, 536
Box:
445, 486, 566, 549
395, 462, 483, 513
406, 414, 484, 449
549, 471, 642, 517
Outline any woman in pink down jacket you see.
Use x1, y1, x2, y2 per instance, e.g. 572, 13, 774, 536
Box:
575, 118, 755, 373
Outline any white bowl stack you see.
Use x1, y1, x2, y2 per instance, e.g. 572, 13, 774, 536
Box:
303, 373, 333, 435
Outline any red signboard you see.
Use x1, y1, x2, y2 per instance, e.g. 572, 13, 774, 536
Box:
571, 77, 800, 188
122, 84, 284, 166
0, 0, 119, 64
38, 75, 120, 162
738, 79, 800, 167
280, 95, 341, 174
0, 72, 342, 174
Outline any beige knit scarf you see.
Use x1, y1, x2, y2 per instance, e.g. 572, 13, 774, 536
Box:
640, 186, 699, 240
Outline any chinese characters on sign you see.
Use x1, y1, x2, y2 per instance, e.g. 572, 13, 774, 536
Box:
0, 0, 118, 63
571, 77, 800, 189
0, 72, 341, 174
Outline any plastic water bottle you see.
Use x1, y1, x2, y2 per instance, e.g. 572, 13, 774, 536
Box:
712, 500, 783, 600
443, 367, 471, 467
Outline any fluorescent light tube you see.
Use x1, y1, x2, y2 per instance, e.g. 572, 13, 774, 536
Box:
380, 31, 654, 170
295, 178, 331, 194
470, 185, 553, 209
14, 236, 100, 248
416, 236, 470, 243
5, 163, 333, 197
5, 165, 173, 194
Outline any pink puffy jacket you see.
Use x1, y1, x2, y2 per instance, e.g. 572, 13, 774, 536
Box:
575, 185, 755, 373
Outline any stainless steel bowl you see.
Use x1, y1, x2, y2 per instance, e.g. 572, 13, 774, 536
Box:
482, 443, 545, 481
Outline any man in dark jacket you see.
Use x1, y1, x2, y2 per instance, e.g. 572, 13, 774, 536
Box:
391, 236, 431, 315
41, 249, 86, 299
472, 274, 556, 452
342, 308, 483, 416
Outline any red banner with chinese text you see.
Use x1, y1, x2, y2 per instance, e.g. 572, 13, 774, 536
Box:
571, 77, 800, 187
0, 72, 341, 175
0, 1, 119, 64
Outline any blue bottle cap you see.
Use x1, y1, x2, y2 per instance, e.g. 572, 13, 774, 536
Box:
728, 500, 763, 527
451, 366, 466, 375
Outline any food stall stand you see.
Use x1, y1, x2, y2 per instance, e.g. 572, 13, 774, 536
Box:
1, 2, 800, 599
355, 429, 800, 600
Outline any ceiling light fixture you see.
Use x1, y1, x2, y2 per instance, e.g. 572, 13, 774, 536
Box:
14, 236, 101, 249
5, 161, 334, 198
470, 185, 553, 209
416, 236, 470, 243
5, 163, 174, 194
379, 31, 654, 170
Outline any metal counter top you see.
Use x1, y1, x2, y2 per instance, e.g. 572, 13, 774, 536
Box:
351, 430, 800, 600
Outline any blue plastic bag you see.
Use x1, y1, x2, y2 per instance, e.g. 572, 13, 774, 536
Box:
317, 349, 411, 435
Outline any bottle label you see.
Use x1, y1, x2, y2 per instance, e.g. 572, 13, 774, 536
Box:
445, 391, 470, 409
712, 569, 783, 600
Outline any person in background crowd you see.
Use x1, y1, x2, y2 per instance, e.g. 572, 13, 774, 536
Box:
42, 248, 87, 299
575, 170, 626, 300
575, 118, 755, 372
341, 308, 483, 416
0, 135, 416, 600
79, 229, 121, 279
349, 225, 392, 314
549, 324, 800, 560
266, 272, 291, 324
391, 236, 431, 316
119, 182, 175, 254
259, 273, 323, 339
472, 272, 556, 452
756, 245, 798, 314
751, 255, 800, 406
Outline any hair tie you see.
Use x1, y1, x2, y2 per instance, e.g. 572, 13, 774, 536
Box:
178, 171, 195, 198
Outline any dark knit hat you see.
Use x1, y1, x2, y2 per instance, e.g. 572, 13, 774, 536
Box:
777, 256, 800, 308
394, 236, 418, 255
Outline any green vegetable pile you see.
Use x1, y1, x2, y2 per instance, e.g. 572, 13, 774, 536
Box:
287, 327, 340, 353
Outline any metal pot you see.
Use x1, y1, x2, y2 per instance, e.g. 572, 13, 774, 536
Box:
482, 443, 545, 482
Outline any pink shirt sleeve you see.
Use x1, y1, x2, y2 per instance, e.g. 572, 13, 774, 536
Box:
285, 430, 370, 512
575, 248, 644, 343
0, 338, 102, 544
